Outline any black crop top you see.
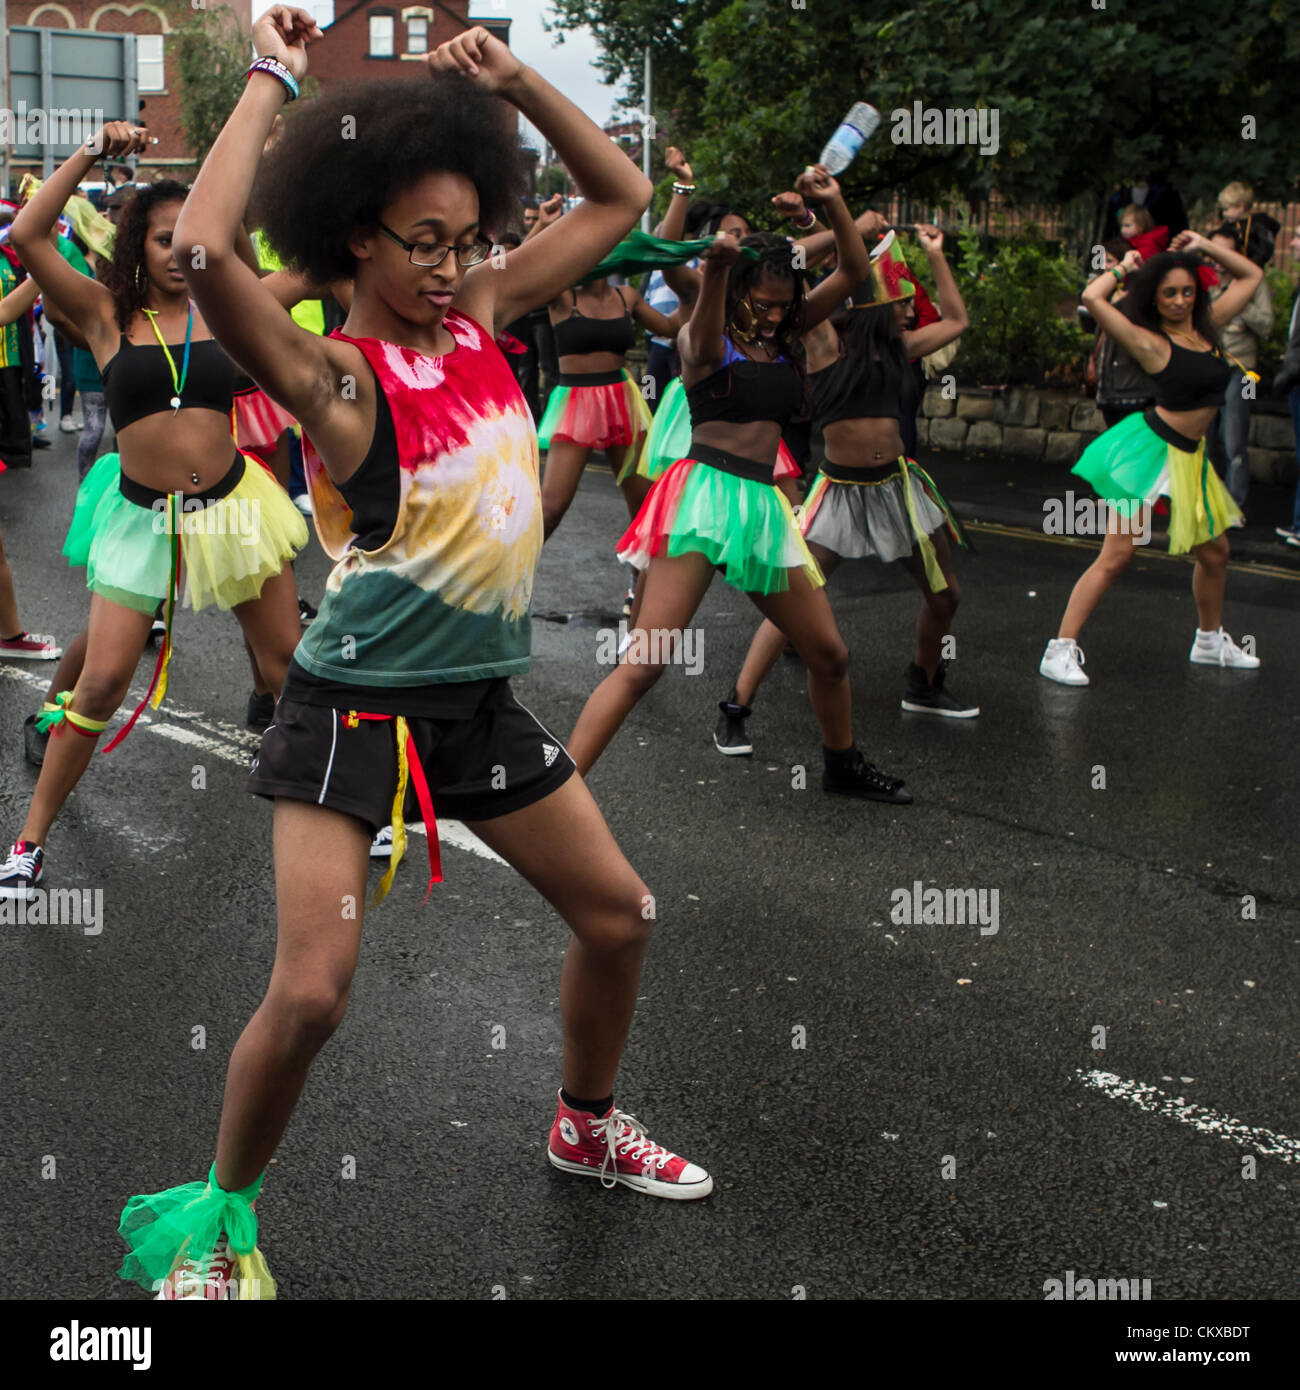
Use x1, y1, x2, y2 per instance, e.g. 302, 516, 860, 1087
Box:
686, 338, 803, 427
808, 341, 906, 425
100, 335, 236, 430
551, 287, 637, 358
1150, 337, 1231, 411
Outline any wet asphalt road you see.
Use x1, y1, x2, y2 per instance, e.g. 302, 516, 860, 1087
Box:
1, 430, 1297, 1302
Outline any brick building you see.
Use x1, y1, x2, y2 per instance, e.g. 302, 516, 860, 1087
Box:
6, 1, 511, 183
11, 1, 253, 177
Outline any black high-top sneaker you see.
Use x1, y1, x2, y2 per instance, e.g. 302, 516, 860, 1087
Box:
713, 688, 753, 756
900, 659, 979, 719
822, 748, 913, 803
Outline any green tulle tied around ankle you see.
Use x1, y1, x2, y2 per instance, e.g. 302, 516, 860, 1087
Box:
118, 1162, 275, 1298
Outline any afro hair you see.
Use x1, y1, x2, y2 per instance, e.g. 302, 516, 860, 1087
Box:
249, 75, 526, 283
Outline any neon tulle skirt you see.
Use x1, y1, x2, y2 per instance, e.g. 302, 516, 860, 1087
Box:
1072, 408, 1241, 554
63, 451, 308, 613
799, 457, 970, 591
637, 376, 801, 481
538, 369, 652, 479
617, 447, 824, 595
119, 1163, 275, 1299
232, 384, 297, 453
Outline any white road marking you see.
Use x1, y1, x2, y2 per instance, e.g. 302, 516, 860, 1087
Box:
1, 665, 507, 867
1076, 1069, 1300, 1165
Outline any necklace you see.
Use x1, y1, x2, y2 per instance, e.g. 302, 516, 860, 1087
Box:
142, 301, 194, 414
1165, 327, 1213, 353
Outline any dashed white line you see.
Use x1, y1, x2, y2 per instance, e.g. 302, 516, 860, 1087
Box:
1076, 1069, 1300, 1165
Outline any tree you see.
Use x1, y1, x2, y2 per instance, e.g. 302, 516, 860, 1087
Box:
160, 3, 256, 174
548, 0, 1299, 219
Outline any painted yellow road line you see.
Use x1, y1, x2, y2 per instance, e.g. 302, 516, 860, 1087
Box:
965, 519, 1300, 582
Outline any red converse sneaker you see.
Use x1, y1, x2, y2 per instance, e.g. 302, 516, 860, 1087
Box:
547, 1090, 713, 1199
156, 1233, 238, 1300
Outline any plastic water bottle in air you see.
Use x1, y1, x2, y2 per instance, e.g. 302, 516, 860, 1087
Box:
818, 103, 881, 174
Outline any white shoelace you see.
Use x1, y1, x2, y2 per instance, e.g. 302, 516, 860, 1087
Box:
1, 844, 39, 879
587, 1109, 677, 1189
172, 1238, 234, 1299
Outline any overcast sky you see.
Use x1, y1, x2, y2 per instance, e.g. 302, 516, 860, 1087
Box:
251, 1, 631, 137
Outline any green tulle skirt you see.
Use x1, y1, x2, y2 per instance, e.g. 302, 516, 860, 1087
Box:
1072, 411, 1241, 553
63, 452, 307, 612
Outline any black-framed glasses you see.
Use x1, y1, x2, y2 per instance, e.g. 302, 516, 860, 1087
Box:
378, 222, 492, 268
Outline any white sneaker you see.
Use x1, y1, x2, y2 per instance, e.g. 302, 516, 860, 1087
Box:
1039, 638, 1089, 686
370, 824, 395, 858
59, 415, 82, 433
1189, 628, 1260, 669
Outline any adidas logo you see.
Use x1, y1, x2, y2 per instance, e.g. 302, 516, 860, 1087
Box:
542, 742, 559, 767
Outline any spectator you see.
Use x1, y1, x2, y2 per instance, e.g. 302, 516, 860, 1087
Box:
1272, 225, 1300, 547
1206, 226, 1273, 509
1090, 239, 1157, 428
1103, 174, 1187, 242
1217, 181, 1280, 268
0, 235, 39, 469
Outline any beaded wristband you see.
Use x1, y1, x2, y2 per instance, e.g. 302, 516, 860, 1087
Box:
671, 182, 696, 196
793, 207, 816, 230
246, 56, 299, 102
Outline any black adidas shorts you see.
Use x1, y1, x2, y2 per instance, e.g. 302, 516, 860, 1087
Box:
248, 681, 576, 833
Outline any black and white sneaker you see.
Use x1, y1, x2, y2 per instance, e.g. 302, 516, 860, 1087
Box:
713, 691, 753, 756
0, 840, 44, 900
23, 713, 49, 767
822, 751, 912, 804
370, 824, 395, 858
147, 602, 167, 645
298, 596, 318, 625
900, 659, 979, 719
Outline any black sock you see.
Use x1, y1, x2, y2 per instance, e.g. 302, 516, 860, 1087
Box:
823, 744, 857, 769
561, 1087, 613, 1116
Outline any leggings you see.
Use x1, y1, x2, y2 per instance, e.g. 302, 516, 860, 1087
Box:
76, 392, 108, 480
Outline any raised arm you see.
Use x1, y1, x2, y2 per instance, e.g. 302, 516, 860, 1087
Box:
678, 233, 741, 374
9, 127, 130, 354
1172, 230, 1263, 328
440, 29, 652, 331
1081, 249, 1167, 370
901, 227, 968, 358
171, 7, 336, 424
657, 147, 695, 243
799, 168, 871, 331
624, 285, 679, 340
523, 194, 563, 243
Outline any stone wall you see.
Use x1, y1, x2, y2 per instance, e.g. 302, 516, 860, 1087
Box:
918, 386, 1299, 485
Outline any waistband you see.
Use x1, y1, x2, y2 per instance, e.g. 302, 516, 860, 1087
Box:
118, 452, 246, 509
557, 370, 627, 388
820, 456, 908, 485
688, 440, 774, 484
1142, 409, 1201, 454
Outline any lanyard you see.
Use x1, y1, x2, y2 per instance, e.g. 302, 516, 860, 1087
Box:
142, 301, 194, 411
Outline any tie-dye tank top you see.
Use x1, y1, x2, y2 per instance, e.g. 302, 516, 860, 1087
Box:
294, 311, 542, 687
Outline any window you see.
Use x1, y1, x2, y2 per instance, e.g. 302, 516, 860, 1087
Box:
407, 17, 428, 54
369, 14, 395, 58
138, 35, 164, 92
